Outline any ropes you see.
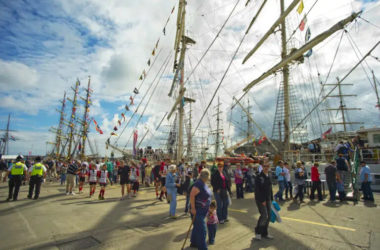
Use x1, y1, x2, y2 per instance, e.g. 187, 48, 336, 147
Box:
123, 53, 172, 150
182, 0, 242, 87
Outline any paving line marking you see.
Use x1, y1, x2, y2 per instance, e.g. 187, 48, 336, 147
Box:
281, 217, 356, 232
229, 208, 356, 232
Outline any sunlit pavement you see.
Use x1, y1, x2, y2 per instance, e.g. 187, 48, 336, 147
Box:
0, 181, 379, 250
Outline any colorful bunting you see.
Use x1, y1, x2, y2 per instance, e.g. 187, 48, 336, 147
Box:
113, 126, 118, 131
139, 75, 143, 80
155, 39, 160, 49
163, 27, 166, 35
118, 120, 121, 126
133, 88, 139, 94
152, 48, 156, 56
147, 59, 151, 66
297, 0, 304, 14
93, 120, 103, 134
121, 113, 126, 121
111, 132, 118, 136
129, 96, 134, 105
143, 70, 147, 78
305, 27, 311, 42
133, 130, 138, 156
171, 6, 175, 13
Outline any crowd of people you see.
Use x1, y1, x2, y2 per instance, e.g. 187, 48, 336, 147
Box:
0, 149, 376, 250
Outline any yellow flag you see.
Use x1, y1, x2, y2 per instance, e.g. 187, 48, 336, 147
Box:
297, 0, 304, 14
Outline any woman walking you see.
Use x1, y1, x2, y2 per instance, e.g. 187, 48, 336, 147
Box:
211, 162, 231, 224
190, 169, 212, 250
166, 165, 180, 219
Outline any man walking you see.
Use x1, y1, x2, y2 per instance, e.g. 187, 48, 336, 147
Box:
28, 156, 47, 200
4, 155, 27, 201
255, 164, 273, 240
324, 161, 337, 202
66, 160, 79, 195
310, 163, 323, 201
274, 161, 285, 201
360, 161, 374, 202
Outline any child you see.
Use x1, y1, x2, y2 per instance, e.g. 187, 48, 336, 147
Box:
78, 164, 87, 194
207, 200, 218, 245
98, 165, 110, 200
144, 164, 152, 187
336, 172, 346, 202
130, 162, 140, 197
88, 163, 98, 197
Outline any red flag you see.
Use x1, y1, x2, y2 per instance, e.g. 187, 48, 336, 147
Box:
322, 127, 332, 139
93, 120, 103, 134
299, 16, 307, 31
133, 130, 138, 156
130, 96, 134, 105
118, 120, 121, 126
121, 113, 126, 121
114, 126, 118, 131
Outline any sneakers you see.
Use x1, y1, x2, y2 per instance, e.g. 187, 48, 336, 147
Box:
224, 218, 229, 222
66, 192, 70, 196
27, 196, 32, 199
255, 234, 261, 240
170, 215, 177, 219
70, 192, 76, 196
264, 234, 274, 239
219, 220, 225, 224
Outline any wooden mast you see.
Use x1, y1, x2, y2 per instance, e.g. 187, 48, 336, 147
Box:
67, 80, 80, 160
80, 76, 92, 160
55, 92, 66, 159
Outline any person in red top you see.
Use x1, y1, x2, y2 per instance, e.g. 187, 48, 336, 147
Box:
310, 162, 323, 201
199, 161, 206, 174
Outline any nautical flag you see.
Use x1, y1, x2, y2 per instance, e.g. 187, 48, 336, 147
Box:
129, 96, 134, 105
171, 6, 175, 13
297, 0, 304, 14
304, 49, 313, 58
305, 27, 311, 42
114, 126, 118, 131
118, 120, 121, 126
10, 136, 16, 141
78, 142, 82, 151
152, 48, 156, 56
322, 127, 332, 139
147, 59, 151, 66
125, 105, 130, 111
111, 132, 118, 136
93, 120, 103, 134
133, 130, 138, 156
133, 88, 139, 94
163, 27, 166, 35
72, 107, 76, 113
139, 75, 143, 80
106, 138, 110, 145
299, 16, 306, 31
121, 113, 126, 121
143, 70, 147, 78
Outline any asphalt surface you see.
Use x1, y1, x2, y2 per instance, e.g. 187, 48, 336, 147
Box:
0, 180, 379, 250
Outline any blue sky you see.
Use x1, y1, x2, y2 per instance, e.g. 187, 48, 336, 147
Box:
0, 0, 379, 157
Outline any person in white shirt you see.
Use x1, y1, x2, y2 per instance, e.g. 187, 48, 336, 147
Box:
283, 162, 292, 199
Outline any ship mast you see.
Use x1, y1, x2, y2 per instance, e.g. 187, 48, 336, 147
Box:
214, 96, 222, 158
280, 0, 290, 150
67, 80, 80, 160
373, 70, 380, 110
80, 76, 92, 160
168, 0, 195, 163
55, 92, 66, 159
1, 114, 11, 155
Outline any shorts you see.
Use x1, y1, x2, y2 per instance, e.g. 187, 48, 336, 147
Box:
89, 182, 97, 185
132, 181, 139, 191
161, 177, 166, 186
100, 183, 107, 187
79, 177, 85, 182
66, 174, 75, 186
120, 179, 130, 185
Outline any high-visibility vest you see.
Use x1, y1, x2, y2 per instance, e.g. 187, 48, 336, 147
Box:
31, 163, 44, 176
11, 162, 25, 175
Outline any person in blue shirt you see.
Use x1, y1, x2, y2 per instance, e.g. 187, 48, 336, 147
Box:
360, 161, 374, 202
274, 161, 285, 201
165, 164, 180, 219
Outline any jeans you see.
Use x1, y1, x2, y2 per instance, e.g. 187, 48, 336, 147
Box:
214, 191, 228, 221
109, 172, 114, 184
236, 183, 244, 199
310, 181, 322, 200
8, 176, 23, 200
60, 173, 66, 185
167, 188, 177, 216
191, 210, 208, 250
361, 182, 374, 201
28, 176, 42, 199
285, 181, 293, 198
327, 182, 336, 201
275, 180, 285, 200
185, 193, 190, 213
255, 199, 271, 236
245, 175, 254, 192
207, 223, 217, 244
294, 184, 305, 201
